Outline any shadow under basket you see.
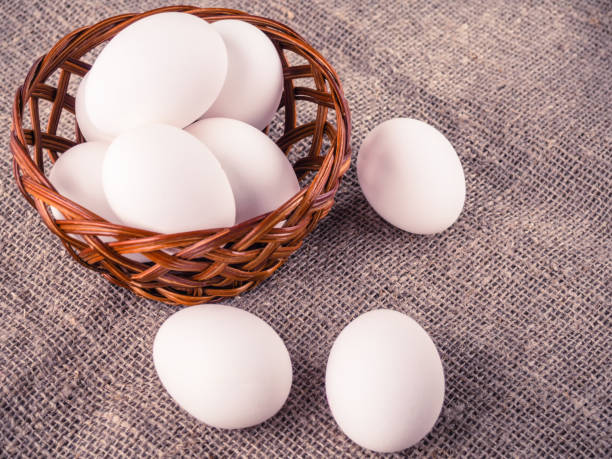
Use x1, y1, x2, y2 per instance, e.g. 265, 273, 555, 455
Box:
10, 6, 351, 305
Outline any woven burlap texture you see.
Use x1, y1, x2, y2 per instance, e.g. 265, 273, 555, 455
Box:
1, 0, 610, 457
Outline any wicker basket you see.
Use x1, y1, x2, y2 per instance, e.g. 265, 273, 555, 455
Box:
9, 6, 351, 305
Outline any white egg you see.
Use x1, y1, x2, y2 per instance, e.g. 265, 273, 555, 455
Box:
103, 124, 235, 234
75, 74, 112, 142
186, 118, 299, 224
84, 12, 227, 139
49, 141, 116, 222
201, 20, 284, 130
326, 309, 445, 453
153, 304, 292, 429
357, 118, 466, 234
48, 141, 148, 263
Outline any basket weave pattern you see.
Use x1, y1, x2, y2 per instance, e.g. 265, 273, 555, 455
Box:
10, 6, 351, 305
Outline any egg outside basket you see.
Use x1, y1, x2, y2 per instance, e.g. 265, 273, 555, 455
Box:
10, 6, 351, 305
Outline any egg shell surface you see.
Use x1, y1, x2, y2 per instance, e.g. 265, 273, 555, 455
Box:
201, 20, 284, 130
153, 304, 293, 429
357, 118, 466, 234
325, 309, 445, 453
48, 141, 148, 263
49, 141, 117, 222
103, 124, 235, 234
85, 12, 227, 138
75, 74, 112, 142
186, 118, 299, 224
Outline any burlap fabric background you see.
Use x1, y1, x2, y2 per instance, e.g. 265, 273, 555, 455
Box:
1, 0, 610, 456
